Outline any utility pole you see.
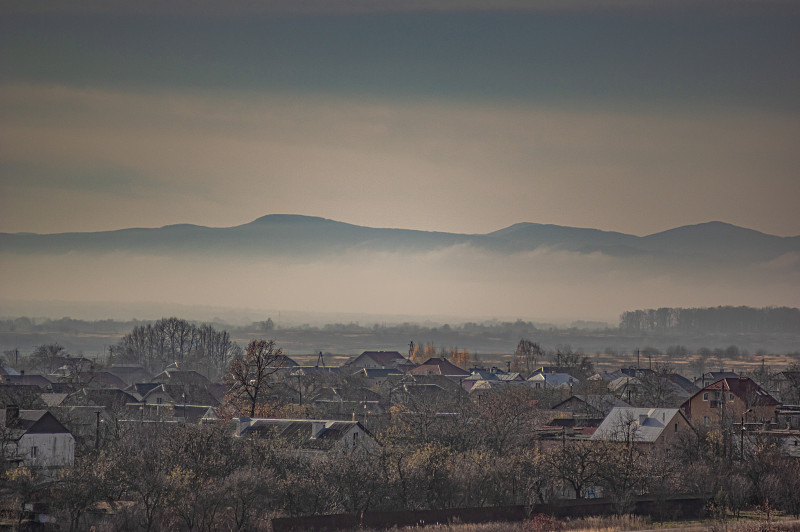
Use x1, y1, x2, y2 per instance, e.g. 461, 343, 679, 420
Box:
95, 410, 101, 450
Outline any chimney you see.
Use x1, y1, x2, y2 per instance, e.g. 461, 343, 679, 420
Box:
5, 405, 20, 427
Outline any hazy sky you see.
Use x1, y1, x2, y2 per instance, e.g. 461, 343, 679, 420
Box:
2, 0, 800, 238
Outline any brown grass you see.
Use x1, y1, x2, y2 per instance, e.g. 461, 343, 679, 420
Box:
361, 515, 800, 532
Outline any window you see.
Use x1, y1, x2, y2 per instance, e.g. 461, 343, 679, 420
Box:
156, 397, 163, 405
729, 393, 734, 401
703, 392, 709, 401
353, 432, 359, 445
674, 423, 678, 433
703, 416, 710, 425
30, 446, 38, 458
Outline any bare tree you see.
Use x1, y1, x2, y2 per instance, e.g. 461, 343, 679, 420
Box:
513, 339, 542, 374
637, 363, 679, 407
226, 339, 285, 417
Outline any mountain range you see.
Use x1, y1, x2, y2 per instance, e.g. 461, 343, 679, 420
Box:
2, 215, 798, 323
3, 214, 798, 264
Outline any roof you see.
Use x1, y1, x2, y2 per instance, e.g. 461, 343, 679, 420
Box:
312, 387, 384, 403
552, 394, 631, 416
152, 369, 211, 386
70, 371, 128, 389
142, 383, 220, 407
2, 409, 73, 440
235, 418, 370, 450
528, 373, 579, 387
608, 376, 642, 392
591, 407, 685, 443
0, 363, 20, 376
2, 374, 53, 390
496, 373, 524, 381
107, 364, 153, 385
699, 376, 779, 406
409, 358, 470, 377
62, 388, 140, 409
464, 370, 500, 381
347, 351, 409, 368
355, 367, 404, 379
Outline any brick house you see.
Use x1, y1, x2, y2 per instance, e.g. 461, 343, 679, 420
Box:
681, 376, 779, 426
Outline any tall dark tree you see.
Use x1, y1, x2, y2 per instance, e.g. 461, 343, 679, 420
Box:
226, 339, 286, 417
513, 338, 542, 374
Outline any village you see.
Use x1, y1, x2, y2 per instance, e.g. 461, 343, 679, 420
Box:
2, 324, 800, 531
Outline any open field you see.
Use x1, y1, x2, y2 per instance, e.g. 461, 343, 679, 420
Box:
357, 515, 800, 532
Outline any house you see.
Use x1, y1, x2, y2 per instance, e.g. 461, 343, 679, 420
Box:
681, 376, 780, 426
107, 364, 153, 386
312, 387, 386, 416
53, 371, 128, 390
409, 358, 470, 377
608, 376, 642, 403
140, 383, 220, 408
346, 351, 410, 370
232, 418, 377, 454
528, 372, 579, 390
694, 371, 739, 389
770, 370, 800, 404
62, 388, 140, 410
552, 394, 632, 419
1, 405, 75, 468
352, 367, 404, 386
590, 407, 693, 451
152, 369, 211, 387
2, 374, 53, 391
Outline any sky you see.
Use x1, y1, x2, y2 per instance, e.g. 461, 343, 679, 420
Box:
1, 0, 799, 238
1, 1, 799, 326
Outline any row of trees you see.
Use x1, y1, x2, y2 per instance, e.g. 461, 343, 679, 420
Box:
620, 306, 800, 334
108, 317, 241, 377
5, 398, 800, 531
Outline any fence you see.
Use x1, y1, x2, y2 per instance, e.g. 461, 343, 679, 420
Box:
271, 495, 708, 531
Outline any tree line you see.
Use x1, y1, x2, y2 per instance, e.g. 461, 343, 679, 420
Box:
619, 306, 800, 334
4, 386, 800, 531
107, 317, 241, 377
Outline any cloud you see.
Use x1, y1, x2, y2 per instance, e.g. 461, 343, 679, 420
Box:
2, 239, 797, 325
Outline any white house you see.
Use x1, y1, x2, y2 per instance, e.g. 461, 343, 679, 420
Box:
1, 405, 75, 468
528, 372, 579, 390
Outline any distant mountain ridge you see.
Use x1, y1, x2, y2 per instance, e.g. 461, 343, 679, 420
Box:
1, 215, 798, 264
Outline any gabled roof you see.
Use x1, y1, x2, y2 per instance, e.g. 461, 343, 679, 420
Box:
464, 370, 500, 382
142, 383, 220, 407
69, 371, 128, 389
152, 369, 211, 386
107, 364, 153, 385
528, 373, 579, 387
552, 394, 631, 416
2, 409, 73, 441
235, 418, 371, 450
312, 387, 384, 403
696, 376, 780, 406
63, 388, 140, 409
0, 363, 20, 376
354, 367, 404, 380
608, 375, 641, 392
591, 407, 686, 443
347, 351, 409, 368
409, 358, 470, 377
496, 373, 524, 382
2, 374, 53, 390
